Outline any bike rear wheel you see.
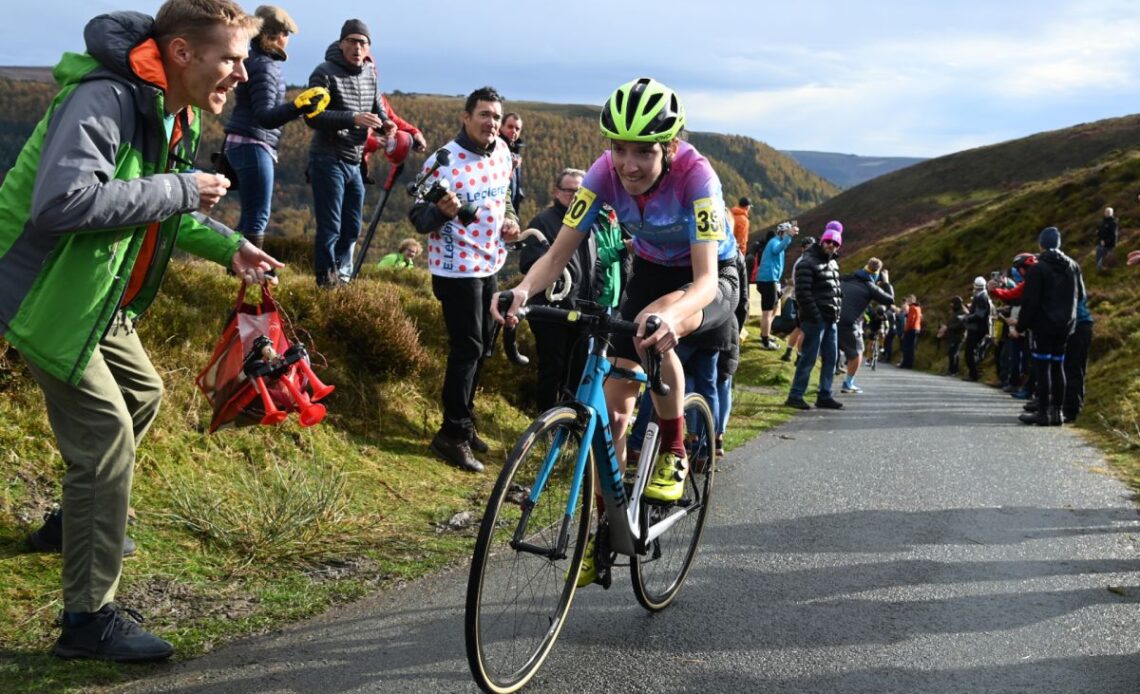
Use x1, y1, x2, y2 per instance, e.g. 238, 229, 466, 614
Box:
465, 407, 595, 694
631, 392, 716, 611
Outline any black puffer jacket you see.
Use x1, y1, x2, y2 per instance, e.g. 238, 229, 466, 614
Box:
964, 289, 992, 335
794, 243, 842, 324
305, 42, 387, 164
1018, 248, 1085, 337
224, 43, 300, 149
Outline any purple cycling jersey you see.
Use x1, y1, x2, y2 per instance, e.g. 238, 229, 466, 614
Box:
561, 140, 736, 267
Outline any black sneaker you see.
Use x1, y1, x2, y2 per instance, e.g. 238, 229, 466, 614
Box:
469, 431, 490, 455
784, 396, 812, 410
814, 397, 845, 410
27, 509, 137, 557
54, 604, 174, 662
779, 350, 793, 362
430, 432, 484, 473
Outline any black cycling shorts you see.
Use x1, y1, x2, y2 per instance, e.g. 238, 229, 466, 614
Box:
757, 281, 779, 311
612, 256, 737, 362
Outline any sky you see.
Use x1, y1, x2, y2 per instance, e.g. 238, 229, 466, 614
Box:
2, 0, 1139, 157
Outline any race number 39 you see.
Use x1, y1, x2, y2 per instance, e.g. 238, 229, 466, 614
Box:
562, 187, 598, 228
693, 197, 726, 241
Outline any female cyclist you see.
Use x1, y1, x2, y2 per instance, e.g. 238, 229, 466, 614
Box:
493, 77, 738, 504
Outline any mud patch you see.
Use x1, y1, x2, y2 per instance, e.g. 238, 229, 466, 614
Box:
117, 577, 260, 625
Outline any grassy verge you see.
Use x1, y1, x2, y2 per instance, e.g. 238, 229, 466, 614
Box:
0, 268, 795, 693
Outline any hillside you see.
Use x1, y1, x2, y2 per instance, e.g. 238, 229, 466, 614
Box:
0, 78, 838, 255
827, 131, 1140, 488
782, 150, 925, 189
793, 114, 1140, 254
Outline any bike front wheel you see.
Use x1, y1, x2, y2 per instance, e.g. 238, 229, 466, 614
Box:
465, 407, 595, 694
631, 392, 716, 611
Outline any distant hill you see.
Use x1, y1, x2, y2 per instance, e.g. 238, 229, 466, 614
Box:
793, 114, 1140, 253
0, 77, 838, 256
0, 66, 53, 83
782, 150, 925, 189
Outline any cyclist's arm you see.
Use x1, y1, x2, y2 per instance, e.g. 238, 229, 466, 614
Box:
508, 224, 586, 306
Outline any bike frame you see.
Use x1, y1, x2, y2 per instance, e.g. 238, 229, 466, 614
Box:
519, 337, 696, 559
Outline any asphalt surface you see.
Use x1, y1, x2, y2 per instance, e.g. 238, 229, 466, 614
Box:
113, 364, 1140, 693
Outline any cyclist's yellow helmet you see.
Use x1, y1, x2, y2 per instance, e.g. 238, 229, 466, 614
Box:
599, 77, 686, 143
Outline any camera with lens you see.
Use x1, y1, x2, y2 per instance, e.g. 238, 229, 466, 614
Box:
406, 147, 479, 226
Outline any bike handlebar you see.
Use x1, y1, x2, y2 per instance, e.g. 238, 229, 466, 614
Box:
497, 296, 669, 396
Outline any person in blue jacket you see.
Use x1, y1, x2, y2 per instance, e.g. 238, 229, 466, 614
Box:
755, 220, 798, 349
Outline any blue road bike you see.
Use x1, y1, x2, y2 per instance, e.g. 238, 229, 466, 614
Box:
465, 300, 717, 693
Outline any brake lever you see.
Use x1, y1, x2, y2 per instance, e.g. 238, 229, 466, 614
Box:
498, 293, 530, 366
642, 316, 670, 396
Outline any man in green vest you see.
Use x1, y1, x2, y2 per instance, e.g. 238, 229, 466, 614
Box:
0, 0, 281, 662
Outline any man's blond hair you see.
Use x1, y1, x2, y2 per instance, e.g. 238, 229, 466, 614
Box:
154, 0, 261, 47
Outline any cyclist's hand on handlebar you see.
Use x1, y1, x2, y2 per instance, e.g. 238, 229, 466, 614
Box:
492, 288, 528, 327
637, 311, 678, 355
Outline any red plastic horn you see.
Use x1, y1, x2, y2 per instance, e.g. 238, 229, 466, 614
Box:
281, 366, 326, 427
295, 357, 335, 401
252, 375, 289, 425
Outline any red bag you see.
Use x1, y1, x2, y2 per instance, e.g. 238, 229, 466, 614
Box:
196, 283, 334, 433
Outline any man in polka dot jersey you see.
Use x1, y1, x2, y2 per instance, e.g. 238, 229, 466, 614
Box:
409, 85, 521, 472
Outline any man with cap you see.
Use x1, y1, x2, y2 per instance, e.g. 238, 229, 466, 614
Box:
306, 18, 395, 287
785, 222, 843, 410
1015, 226, 1085, 426
963, 275, 993, 381
837, 257, 894, 393
756, 219, 799, 349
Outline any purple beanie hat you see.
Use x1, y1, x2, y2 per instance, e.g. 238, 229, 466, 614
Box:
825, 220, 843, 234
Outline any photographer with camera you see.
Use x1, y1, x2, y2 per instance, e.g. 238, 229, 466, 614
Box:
756, 220, 799, 350
305, 19, 395, 288
837, 258, 893, 394
409, 86, 520, 473
502, 112, 526, 211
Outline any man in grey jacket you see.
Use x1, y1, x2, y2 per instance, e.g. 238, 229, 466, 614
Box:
306, 18, 394, 287
0, 0, 280, 662
837, 258, 894, 393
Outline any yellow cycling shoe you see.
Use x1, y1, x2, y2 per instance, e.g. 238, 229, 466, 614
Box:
573, 534, 596, 588
644, 452, 688, 503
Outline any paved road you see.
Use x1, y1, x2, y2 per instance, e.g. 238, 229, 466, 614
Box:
115, 365, 1140, 693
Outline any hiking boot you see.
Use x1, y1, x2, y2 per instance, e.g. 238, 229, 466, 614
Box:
27, 509, 137, 557
53, 604, 173, 663
1018, 410, 1050, 426
644, 452, 687, 503
815, 397, 845, 410
779, 349, 793, 362
469, 431, 490, 455
784, 396, 812, 410
429, 432, 484, 473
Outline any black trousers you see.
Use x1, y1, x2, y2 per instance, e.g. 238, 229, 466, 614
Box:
1031, 332, 1068, 413
1063, 321, 1092, 420
432, 274, 497, 439
946, 336, 962, 374
964, 331, 983, 379
531, 318, 586, 412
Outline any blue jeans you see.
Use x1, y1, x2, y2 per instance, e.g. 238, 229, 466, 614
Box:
628, 345, 719, 452
225, 142, 275, 240
789, 320, 837, 400
716, 374, 732, 436
310, 154, 365, 284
